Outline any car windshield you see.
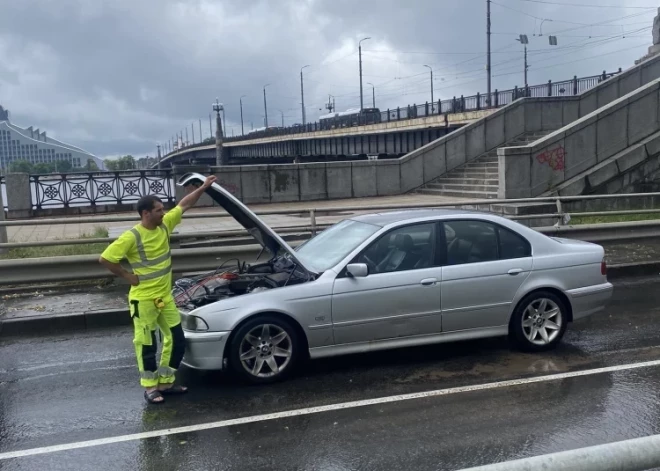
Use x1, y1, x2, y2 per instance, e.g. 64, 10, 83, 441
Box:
294, 219, 381, 273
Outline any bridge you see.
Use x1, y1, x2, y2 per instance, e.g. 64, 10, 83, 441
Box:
157, 73, 616, 168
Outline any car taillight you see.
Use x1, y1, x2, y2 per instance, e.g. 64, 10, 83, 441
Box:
221, 272, 239, 280
601, 259, 607, 276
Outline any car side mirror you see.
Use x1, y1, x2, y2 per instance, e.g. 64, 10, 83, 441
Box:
347, 263, 369, 278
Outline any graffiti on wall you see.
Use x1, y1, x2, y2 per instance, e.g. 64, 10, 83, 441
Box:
219, 181, 238, 195
536, 146, 566, 171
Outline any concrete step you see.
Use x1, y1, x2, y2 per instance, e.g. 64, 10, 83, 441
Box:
431, 177, 499, 186
463, 162, 499, 169
446, 170, 499, 179
417, 188, 498, 199
425, 183, 499, 192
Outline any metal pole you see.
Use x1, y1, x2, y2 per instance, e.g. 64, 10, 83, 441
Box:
359, 38, 371, 111
222, 108, 226, 136
199, 119, 202, 143
263, 84, 270, 128
301, 65, 310, 125
240, 95, 246, 135
213, 99, 225, 166
424, 65, 434, 110
280, 110, 284, 127
524, 44, 528, 87
487, 0, 492, 106
191, 123, 195, 144
209, 114, 212, 138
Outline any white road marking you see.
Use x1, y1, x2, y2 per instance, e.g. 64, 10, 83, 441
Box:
3, 358, 660, 460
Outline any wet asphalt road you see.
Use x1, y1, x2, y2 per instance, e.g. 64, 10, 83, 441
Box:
2, 277, 660, 470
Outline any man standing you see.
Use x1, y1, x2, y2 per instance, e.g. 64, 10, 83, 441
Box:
99, 175, 217, 404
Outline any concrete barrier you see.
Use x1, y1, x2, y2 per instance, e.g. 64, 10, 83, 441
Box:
499, 79, 660, 198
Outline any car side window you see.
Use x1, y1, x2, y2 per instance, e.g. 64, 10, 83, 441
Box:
443, 221, 498, 266
498, 226, 531, 259
356, 223, 436, 274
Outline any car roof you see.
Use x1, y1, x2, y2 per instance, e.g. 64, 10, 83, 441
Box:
350, 208, 492, 227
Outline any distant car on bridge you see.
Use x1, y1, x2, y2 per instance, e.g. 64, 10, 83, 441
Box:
175, 172, 614, 384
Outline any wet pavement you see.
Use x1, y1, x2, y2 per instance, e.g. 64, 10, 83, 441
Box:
2, 277, 660, 470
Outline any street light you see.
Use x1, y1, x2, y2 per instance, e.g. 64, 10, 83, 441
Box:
263, 83, 271, 128
277, 109, 284, 127
240, 95, 247, 136
301, 65, 310, 125
516, 34, 529, 88
212, 98, 225, 166
359, 37, 371, 111
366, 82, 375, 108
424, 65, 434, 110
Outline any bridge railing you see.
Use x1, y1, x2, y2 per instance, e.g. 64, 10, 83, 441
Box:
26, 170, 175, 211
164, 70, 621, 157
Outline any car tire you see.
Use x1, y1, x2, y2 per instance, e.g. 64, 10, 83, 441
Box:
509, 291, 568, 352
228, 315, 300, 384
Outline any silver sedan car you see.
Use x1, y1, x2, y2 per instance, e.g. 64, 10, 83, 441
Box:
176, 173, 613, 384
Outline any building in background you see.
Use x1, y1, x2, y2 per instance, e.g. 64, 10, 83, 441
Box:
0, 104, 104, 171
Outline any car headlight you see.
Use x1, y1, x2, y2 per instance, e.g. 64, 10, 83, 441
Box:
182, 314, 209, 332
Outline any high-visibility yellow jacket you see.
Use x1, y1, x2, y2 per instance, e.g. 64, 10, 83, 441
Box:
101, 206, 183, 301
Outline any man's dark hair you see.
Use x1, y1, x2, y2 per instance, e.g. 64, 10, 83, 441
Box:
137, 195, 162, 216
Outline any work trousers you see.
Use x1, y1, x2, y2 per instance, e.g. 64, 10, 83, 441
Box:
129, 298, 185, 388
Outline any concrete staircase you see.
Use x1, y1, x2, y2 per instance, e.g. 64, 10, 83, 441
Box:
416, 131, 556, 199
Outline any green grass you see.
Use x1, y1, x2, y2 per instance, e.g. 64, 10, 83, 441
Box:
570, 212, 660, 225
0, 226, 110, 259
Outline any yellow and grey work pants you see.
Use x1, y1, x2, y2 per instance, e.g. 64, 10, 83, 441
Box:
129, 298, 185, 388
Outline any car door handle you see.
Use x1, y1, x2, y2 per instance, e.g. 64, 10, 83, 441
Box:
420, 278, 438, 286
508, 268, 523, 276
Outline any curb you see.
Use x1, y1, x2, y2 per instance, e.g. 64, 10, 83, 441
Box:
0, 308, 130, 337
1, 262, 659, 338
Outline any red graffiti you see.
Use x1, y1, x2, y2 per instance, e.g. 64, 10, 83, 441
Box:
220, 181, 238, 195
536, 146, 566, 171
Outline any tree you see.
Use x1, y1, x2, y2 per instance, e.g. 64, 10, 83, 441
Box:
33, 163, 54, 174
84, 159, 99, 171
104, 158, 120, 171
9, 160, 33, 173
57, 160, 73, 173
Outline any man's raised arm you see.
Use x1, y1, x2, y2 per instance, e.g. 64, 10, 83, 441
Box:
178, 175, 217, 213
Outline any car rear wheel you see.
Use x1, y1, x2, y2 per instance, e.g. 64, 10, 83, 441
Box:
509, 291, 568, 352
228, 315, 300, 384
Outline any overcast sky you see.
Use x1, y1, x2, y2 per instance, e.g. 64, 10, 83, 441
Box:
0, 0, 657, 159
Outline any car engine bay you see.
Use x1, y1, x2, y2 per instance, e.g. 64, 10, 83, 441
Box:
173, 256, 312, 310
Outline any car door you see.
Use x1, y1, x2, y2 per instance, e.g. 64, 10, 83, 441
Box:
331, 222, 443, 345
440, 219, 533, 332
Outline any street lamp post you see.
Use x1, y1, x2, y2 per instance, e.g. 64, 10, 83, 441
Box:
359, 37, 371, 111
278, 110, 284, 127
212, 98, 225, 166
240, 95, 246, 136
424, 65, 434, 111
263, 84, 271, 128
300, 65, 310, 125
367, 82, 375, 108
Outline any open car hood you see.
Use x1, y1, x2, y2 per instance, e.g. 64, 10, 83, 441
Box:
176, 172, 314, 273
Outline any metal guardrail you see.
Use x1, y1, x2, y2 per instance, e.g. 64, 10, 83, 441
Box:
458, 433, 660, 471
0, 221, 658, 285
1, 191, 660, 249
164, 70, 621, 156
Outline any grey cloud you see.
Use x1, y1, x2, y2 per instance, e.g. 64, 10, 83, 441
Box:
0, 0, 654, 158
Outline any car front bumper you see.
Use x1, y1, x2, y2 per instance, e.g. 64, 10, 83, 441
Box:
182, 330, 231, 370
567, 282, 614, 321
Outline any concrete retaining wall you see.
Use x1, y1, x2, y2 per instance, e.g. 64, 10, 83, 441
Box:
499, 79, 660, 199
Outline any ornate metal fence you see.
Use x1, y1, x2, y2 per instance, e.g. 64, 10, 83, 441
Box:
30, 170, 175, 210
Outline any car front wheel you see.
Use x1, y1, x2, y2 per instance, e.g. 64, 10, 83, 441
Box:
510, 291, 568, 352
228, 315, 300, 384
